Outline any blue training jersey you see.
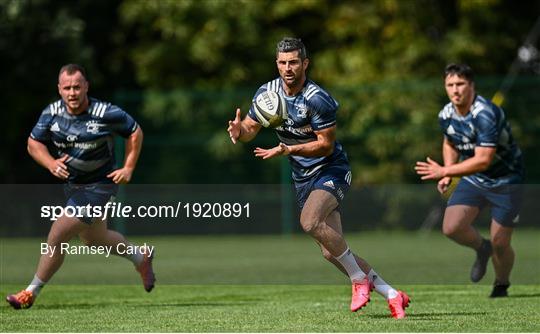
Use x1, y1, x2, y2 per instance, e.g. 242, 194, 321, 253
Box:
30, 97, 138, 184
248, 77, 349, 182
438, 95, 524, 188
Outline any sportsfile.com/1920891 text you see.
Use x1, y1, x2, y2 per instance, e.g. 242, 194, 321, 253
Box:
40, 202, 251, 221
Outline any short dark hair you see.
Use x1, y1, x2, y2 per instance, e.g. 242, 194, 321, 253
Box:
276, 37, 307, 60
59, 63, 88, 81
444, 63, 474, 82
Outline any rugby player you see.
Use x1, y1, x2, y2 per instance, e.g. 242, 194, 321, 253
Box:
228, 37, 410, 319
6, 64, 155, 309
415, 63, 524, 297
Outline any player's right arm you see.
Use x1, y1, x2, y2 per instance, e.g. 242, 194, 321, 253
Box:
27, 137, 69, 180
227, 108, 262, 144
442, 137, 459, 166
438, 137, 459, 194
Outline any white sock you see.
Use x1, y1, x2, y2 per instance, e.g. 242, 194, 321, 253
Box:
26, 274, 46, 296
368, 269, 398, 299
335, 248, 366, 283
124, 244, 144, 266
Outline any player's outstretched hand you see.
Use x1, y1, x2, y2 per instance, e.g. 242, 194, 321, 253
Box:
227, 108, 242, 144
49, 155, 70, 180
107, 167, 134, 184
437, 176, 452, 194
254, 143, 290, 160
415, 157, 446, 180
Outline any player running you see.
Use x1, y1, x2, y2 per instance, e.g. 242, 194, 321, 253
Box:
415, 63, 524, 297
227, 37, 409, 319
6, 64, 155, 309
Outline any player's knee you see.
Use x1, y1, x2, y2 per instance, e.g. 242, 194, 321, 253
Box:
79, 236, 93, 246
46, 230, 68, 247
491, 236, 511, 252
300, 217, 321, 235
300, 221, 313, 234
442, 223, 460, 238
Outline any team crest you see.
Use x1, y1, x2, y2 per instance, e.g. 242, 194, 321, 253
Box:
296, 103, 308, 118
86, 120, 105, 134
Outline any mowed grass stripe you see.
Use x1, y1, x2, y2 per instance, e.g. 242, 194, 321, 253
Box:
1, 284, 539, 332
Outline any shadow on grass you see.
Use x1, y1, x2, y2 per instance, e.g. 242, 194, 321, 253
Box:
366, 311, 488, 320
31, 301, 255, 309
145, 302, 255, 307
506, 293, 540, 298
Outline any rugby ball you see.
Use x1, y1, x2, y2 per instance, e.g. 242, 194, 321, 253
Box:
252, 90, 288, 128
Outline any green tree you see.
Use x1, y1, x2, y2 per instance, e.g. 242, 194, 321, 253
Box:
118, 0, 539, 184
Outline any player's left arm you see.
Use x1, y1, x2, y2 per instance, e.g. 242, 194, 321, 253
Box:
254, 126, 335, 160
416, 107, 500, 180
228, 108, 262, 144
415, 146, 496, 180
254, 92, 337, 160
107, 126, 143, 184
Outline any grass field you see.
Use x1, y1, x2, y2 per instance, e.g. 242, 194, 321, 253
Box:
1, 231, 539, 332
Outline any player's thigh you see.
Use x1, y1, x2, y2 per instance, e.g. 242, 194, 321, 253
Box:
490, 220, 513, 249
64, 182, 117, 224
487, 184, 523, 229
65, 182, 117, 243
47, 214, 87, 244
300, 189, 339, 226
442, 205, 480, 235
444, 179, 485, 233
78, 218, 109, 244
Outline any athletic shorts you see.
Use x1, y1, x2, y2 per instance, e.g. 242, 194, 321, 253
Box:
294, 164, 352, 210
447, 178, 523, 227
64, 182, 118, 224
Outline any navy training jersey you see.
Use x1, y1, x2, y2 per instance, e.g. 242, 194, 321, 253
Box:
248, 78, 349, 182
438, 95, 524, 188
30, 97, 138, 184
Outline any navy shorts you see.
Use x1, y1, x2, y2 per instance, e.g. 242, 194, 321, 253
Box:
64, 183, 118, 224
447, 178, 523, 227
294, 164, 352, 210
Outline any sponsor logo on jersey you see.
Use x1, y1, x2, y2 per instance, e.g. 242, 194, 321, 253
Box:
317, 121, 336, 129
53, 140, 98, 150
66, 135, 78, 142
51, 122, 60, 132
86, 120, 105, 134
281, 124, 314, 136
456, 143, 475, 151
